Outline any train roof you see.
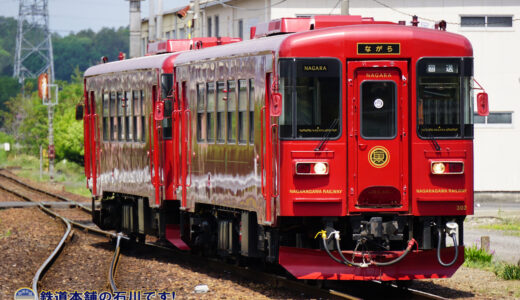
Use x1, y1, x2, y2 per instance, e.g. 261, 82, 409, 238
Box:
84, 22, 472, 78
84, 53, 173, 77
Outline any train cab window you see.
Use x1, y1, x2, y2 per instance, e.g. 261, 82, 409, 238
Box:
162, 99, 172, 139
132, 91, 140, 142
102, 92, 109, 141
361, 81, 397, 139
161, 74, 174, 98
117, 92, 125, 140
217, 81, 226, 143
249, 79, 255, 144
110, 92, 117, 141
197, 84, 206, 142
227, 80, 237, 143
279, 58, 340, 139
238, 80, 247, 143
125, 91, 132, 141
417, 58, 473, 138
207, 82, 215, 142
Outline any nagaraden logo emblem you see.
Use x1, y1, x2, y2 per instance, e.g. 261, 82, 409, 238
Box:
368, 146, 390, 168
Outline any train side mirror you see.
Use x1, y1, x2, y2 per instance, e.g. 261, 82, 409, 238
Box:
154, 101, 164, 121
75, 104, 84, 121
477, 92, 489, 116
271, 92, 282, 117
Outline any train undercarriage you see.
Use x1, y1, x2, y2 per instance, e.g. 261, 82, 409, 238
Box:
93, 193, 465, 280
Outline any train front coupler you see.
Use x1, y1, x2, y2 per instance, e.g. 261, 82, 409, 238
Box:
315, 227, 417, 268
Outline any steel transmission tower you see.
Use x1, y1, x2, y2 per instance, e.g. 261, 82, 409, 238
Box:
13, 0, 55, 83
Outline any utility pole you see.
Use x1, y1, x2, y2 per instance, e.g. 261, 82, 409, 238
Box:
149, 0, 156, 42
341, 0, 350, 15
156, 0, 163, 40
13, 0, 55, 83
128, 0, 143, 58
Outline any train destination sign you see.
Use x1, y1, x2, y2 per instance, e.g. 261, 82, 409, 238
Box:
357, 43, 400, 55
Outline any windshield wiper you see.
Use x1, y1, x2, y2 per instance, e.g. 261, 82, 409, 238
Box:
427, 130, 441, 151
315, 119, 339, 151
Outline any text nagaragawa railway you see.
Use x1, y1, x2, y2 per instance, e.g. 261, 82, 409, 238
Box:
77, 15, 489, 283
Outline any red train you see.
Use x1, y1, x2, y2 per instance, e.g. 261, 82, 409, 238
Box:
80, 15, 489, 281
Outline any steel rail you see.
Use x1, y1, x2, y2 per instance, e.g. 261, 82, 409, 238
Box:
0, 177, 128, 296
372, 280, 448, 300
0, 170, 91, 213
108, 234, 122, 293
31, 204, 73, 300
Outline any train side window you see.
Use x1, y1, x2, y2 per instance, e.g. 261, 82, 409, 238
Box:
227, 80, 237, 143
125, 91, 132, 141
217, 81, 226, 143
117, 92, 125, 141
238, 80, 247, 144
249, 79, 255, 144
197, 83, 206, 142
110, 92, 117, 141
141, 90, 146, 142
133, 91, 139, 142
102, 92, 109, 141
207, 82, 215, 142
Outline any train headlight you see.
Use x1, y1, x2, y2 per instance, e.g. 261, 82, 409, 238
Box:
313, 162, 328, 175
295, 162, 329, 175
431, 162, 446, 174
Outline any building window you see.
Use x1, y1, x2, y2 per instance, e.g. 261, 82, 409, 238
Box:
215, 15, 220, 37
474, 112, 513, 124
172, 30, 176, 39
207, 17, 212, 37
179, 28, 185, 39
238, 19, 244, 39
461, 16, 513, 28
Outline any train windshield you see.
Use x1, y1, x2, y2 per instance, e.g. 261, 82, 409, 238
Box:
417, 58, 474, 139
279, 58, 341, 139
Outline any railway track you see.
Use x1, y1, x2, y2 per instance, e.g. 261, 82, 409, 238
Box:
0, 169, 447, 299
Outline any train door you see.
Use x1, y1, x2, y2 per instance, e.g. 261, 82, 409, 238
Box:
179, 81, 191, 209
347, 60, 409, 212
150, 84, 164, 206
84, 90, 98, 195
261, 70, 279, 224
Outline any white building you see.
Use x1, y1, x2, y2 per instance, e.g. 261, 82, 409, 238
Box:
144, 0, 520, 197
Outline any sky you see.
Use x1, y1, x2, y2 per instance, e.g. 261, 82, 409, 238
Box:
0, 0, 189, 35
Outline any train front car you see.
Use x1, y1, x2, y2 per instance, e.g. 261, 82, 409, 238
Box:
271, 18, 474, 281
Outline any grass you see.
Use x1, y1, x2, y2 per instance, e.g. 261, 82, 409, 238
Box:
0, 153, 91, 197
478, 218, 520, 237
464, 244, 520, 280
464, 244, 494, 270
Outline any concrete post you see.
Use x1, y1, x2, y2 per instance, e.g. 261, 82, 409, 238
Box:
156, 0, 163, 40
149, 0, 156, 42
341, 0, 349, 15
129, 0, 142, 58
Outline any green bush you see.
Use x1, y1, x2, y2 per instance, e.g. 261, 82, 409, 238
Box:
465, 244, 493, 264
496, 264, 520, 280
